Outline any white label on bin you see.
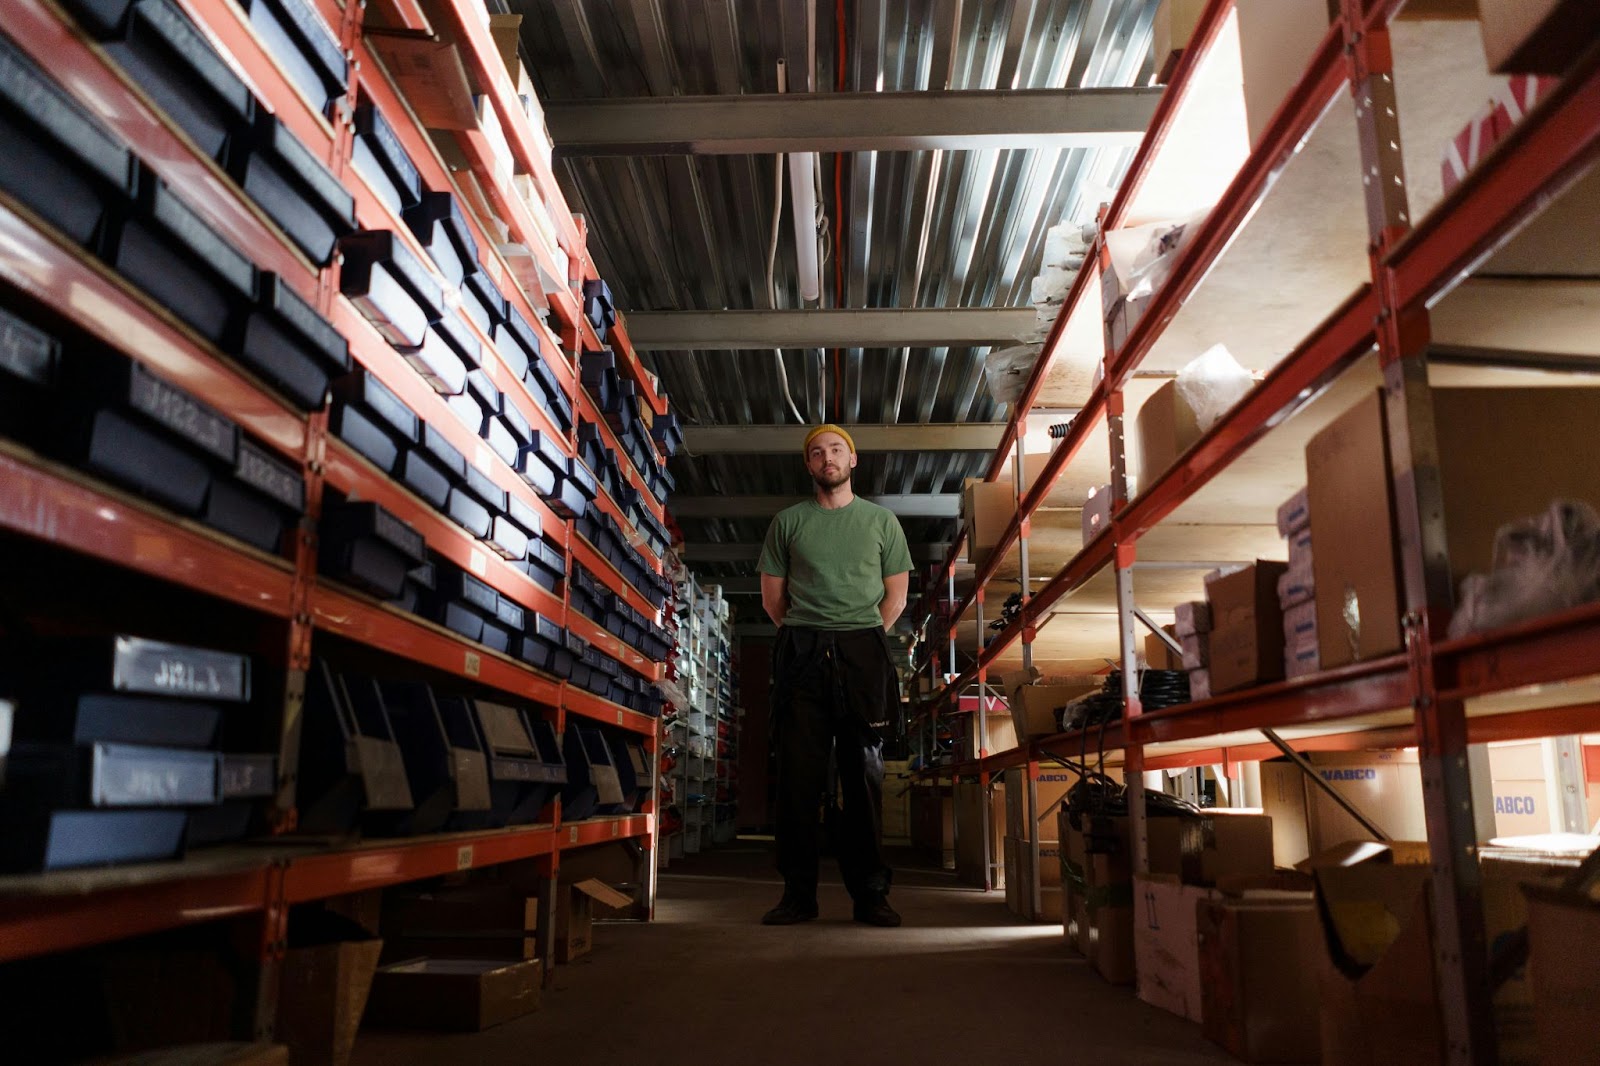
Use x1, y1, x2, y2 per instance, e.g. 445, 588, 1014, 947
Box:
612, 822, 620, 837
616, 711, 624, 725
569, 827, 579, 844
465, 652, 482, 677
469, 550, 488, 577
476, 444, 496, 476
456, 845, 474, 870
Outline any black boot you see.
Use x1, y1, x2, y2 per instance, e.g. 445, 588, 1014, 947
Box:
853, 895, 902, 927
762, 892, 819, 925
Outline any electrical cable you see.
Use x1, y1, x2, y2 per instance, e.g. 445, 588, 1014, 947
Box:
769, 63, 806, 426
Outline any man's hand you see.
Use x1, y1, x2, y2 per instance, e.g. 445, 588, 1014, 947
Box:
761, 573, 788, 627
879, 571, 909, 629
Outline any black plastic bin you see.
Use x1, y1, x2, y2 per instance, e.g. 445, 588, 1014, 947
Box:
228, 273, 349, 411
227, 112, 354, 265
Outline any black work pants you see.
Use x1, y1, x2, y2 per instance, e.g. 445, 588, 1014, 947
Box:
772, 625, 896, 903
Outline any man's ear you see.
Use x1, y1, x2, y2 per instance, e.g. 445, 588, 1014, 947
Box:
849, 451, 859, 471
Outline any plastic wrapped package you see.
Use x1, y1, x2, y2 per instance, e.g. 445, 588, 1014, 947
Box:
1449, 500, 1600, 638
1030, 264, 1076, 308
1175, 344, 1254, 432
1106, 213, 1204, 302
984, 343, 1042, 405
1043, 220, 1094, 269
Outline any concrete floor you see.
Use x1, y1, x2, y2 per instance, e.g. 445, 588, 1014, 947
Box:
351, 842, 1237, 1066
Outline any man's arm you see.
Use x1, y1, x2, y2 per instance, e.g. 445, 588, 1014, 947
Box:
879, 571, 908, 629
761, 573, 789, 627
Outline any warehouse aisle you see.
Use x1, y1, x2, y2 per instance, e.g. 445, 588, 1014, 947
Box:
351, 843, 1235, 1066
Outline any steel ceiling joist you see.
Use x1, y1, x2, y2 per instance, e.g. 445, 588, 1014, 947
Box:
627, 308, 1035, 350
681, 423, 1005, 453
546, 87, 1161, 155
672, 494, 959, 518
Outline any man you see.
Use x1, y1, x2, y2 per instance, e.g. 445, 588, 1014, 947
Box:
756, 424, 913, 927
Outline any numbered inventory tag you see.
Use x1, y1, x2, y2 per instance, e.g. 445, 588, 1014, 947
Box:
468, 550, 488, 577
464, 652, 481, 677
569, 827, 579, 844
456, 845, 474, 870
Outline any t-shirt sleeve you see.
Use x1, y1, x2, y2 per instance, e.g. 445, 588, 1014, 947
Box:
757, 514, 789, 577
881, 510, 914, 577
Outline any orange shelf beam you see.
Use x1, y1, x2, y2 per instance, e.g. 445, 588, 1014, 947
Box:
282, 825, 558, 903
566, 611, 663, 683
561, 814, 652, 849
0, 449, 299, 619
562, 685, 659, 736
570, 534, 659, 621
311, 583, 563, 706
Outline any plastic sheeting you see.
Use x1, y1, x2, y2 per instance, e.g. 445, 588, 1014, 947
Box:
1449, 500, 1600, 638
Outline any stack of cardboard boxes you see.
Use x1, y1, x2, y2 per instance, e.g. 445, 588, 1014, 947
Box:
1172, 601, 1210, 699
1001, 764, 1084, 922
1204, 561, 1289, 696
1278, 488, 1318, 679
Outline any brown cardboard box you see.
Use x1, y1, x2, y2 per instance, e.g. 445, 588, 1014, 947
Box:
954, 707, 1017, 759
1235, 0, 1335, 147
1060, 811, 1090, 955
1007, 682, 1099, 739
277, 939, 383, 1066
961, 480, 1016, 567
1181, 810, 1277, 885
554, 880, 633, 963
1144, 626, 1182, 671
1134, 874, 1219, 1021
882, 759, 914, 844
955, 779, 1007, 887
1310, 388, 1600, 670
1396, 0, 1478, 16
364, 957, 542, 1032
911, 785, 955, 868
1309, 845, 1443, 1066
1482, 846, 1585, 1062
366, 37, 478, 131
1305, 750, 1426, 852
1205, 562, 1288, 694
1198, 899, 1322, 1063
487, 14, 522, 76
1152, 0, 1210, 81
1134, 379, 1203, 493
1523, 883, 1600, 1063
1259, 761, 1312, 867
1004, 765, 1083, 841
1005, 836, 1064, 921
1479, 0, 1600, 74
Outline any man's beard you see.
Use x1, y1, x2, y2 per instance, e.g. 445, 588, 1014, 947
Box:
813, 466, 851, 490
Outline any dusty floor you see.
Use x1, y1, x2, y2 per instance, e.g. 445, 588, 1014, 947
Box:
351, 841, 1236, 1066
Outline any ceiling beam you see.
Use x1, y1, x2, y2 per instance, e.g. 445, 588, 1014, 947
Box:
683, 542, 951, 564
681, 422, 1004, 454
673, 494, 959, 519
627, 308, 1037, 351
547, 88, 1161, 155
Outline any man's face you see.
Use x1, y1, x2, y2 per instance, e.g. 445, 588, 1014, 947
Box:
806, 432, 856, 490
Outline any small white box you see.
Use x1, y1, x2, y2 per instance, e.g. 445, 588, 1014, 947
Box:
1277, 487, 1310, 537
1174, 600, 1212, 637
1189, 669, 1212, 702
1083, 483, 1115, 542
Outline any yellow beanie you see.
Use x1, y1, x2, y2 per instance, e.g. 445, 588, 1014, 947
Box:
803, 424, 856, 456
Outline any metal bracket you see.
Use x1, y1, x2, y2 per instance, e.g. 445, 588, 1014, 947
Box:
1260, 727, 1391, 841
1134, 606, 1182, 657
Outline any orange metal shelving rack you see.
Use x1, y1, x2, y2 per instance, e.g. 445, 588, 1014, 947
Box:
0, 0, 671, 1019
911, 2, 1600, 1061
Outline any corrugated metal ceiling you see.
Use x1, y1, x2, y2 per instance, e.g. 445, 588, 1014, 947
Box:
513, 0, 1161, 579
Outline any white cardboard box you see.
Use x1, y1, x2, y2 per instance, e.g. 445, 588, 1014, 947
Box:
1135, 874, 1219, 1022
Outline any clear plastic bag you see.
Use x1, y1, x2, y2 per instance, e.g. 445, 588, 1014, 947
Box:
1043, 220, 1093, 270
1175, 344, 1254, 432
1448, 500, 1600, 638
1105, 213, 1205, 301
984, 343, 1043, 405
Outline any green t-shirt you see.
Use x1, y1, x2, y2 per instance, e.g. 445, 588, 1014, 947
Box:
757, 497, 915, 630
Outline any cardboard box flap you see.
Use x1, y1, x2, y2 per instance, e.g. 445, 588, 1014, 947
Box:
1214, 870, 1316, 898
1314, 859, 1432, 972
572, 879, 633, 909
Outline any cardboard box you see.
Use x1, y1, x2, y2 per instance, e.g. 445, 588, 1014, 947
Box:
1007, 683, 1099, 740
1174, 600, 1211, 637
364, 957, 542, 1032
277, 939, 383, 1066
488, 14, 522, 76
1189, 668, 1211, 701
1306, 390, 1403, 668
1523, 883, 1600, 1063
961, 479, 1016, 568
1004, 766, 1080, 841
1134, 379, 1202, 494
1259, 761, 1312, 867
367, 37, 478, 131
1005, 836, 1064, 922
1310, 844, 1443, 1066
1205, 562, 1288, 694
954, 706, 1017, 759
1086, 847, 1138, 984
1060, 811, 1090, 955
1198, 899, 1322, 1063
1235, 0, 1335, 147
554, 880, 633, 963
955, 779, 1007, 887
1479, 0, 1600, 74
911, 785, 954, 868
1134, 874, 1219, 1021
1182, 810, 1277, 885
882, 759, 914, 843
1306, 750, 1426, 852
1152, 0, 1210, 82
1145, 627, 1182, 671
